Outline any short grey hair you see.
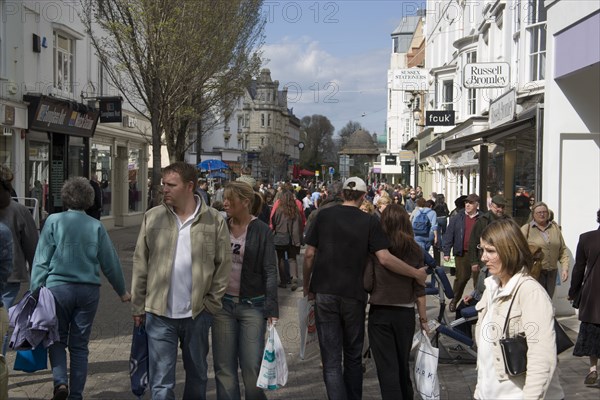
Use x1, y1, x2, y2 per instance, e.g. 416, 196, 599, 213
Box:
61, 177, 94, 210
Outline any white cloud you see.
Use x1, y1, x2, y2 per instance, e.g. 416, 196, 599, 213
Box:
262, 37, 389, 134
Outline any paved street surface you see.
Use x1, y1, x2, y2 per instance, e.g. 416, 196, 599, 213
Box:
7, 225, 600, 399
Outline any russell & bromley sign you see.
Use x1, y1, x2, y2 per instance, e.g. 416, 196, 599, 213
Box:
463, 62, 510, 89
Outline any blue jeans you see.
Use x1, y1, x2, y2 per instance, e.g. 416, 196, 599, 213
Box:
49, 283, 100, 400
146, 311, 213, 400
415, 235, 432, 252
315, 293, 366, 400
1, 282, 21, 355
212, 296, 267, 400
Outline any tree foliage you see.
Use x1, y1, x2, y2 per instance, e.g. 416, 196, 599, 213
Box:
337, 120, 367, 148
299, 115, 335, 170
80, 0, 264, 201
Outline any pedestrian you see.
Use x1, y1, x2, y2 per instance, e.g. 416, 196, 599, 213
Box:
520, 201, 570, 298
404, 189, 417, 213
468, 194, 510, 300
433, 194, 450, 263
568, 209, 600, 386
474, 219, 556, 399
364, 204, 429, 400
0, 220, 12, 400
131, 162, 232, 400
0, 167, 38, 355
212, 181, 278, 399
29, 177, 131, 400
272, 190, 303, 290
302, 177, 427, 400
443, 193, 481, 312
410, 198, 438, 252
196, 178, 211, 206
86, 174, 103, 220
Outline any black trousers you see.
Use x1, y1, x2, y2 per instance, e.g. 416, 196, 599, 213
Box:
368, 305, 415, 400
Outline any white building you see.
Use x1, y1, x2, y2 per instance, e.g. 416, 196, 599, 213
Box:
0, 0, 150, 229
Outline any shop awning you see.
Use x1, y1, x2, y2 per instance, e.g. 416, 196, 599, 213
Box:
444, 117, 535, 153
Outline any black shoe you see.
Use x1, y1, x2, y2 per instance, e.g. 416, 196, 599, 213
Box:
52, 385, 68, 400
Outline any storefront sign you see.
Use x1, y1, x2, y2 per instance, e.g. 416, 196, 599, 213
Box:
2, 105, 15, 125
489, 89, 516, 128
385, 155, 397, 165
463, 62, 510, 88
425, 110, 455, 126
389, 68, 429, 91
24, 95, 100, 138
99, 97, 123, 123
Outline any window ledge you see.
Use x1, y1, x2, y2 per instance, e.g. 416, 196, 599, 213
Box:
51, 22, 85, 40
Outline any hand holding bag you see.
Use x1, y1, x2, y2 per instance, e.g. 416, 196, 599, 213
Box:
499, 281, 528, 377
554, 319, 574, 354
129, 324, 149, 399
257, 323, 288, 390
414, 330, 440, 400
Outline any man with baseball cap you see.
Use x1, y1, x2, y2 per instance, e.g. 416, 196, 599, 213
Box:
442, 193, 481, 311
303, 176, 427, 400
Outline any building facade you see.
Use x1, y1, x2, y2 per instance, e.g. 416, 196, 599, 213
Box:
0, 0, 149, 229
187, 69, 301, 183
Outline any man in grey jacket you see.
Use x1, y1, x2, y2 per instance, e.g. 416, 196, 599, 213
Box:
132, 162, 232, 400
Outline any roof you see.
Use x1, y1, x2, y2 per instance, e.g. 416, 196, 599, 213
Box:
339, 129, 380, 155
391, 15, 421, 36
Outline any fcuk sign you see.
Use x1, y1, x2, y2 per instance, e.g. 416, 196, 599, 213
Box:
425, 111, 455, 126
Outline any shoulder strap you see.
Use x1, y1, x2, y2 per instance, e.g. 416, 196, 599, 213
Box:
502, 279, 526, 338
526, 223, 531, 239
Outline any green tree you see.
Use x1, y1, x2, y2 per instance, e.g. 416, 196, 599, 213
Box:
299, 115, 335, 171
80, 0, 264, 204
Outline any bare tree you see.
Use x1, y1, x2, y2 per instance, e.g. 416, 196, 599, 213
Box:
338, 120, 368, 148
80, 0, 264, 204
259, 144, 288, 182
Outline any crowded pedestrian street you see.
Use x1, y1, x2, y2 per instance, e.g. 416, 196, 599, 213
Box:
4, 225, 598, 399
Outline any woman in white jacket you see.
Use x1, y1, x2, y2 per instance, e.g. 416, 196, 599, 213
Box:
474, 218, 556, 399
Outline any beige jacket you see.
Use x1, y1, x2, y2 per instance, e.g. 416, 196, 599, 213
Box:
521, 221, 569, 271
131, 201, 232, 318
475, 273, 556, 399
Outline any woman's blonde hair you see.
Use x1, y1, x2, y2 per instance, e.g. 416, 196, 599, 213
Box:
224, 181, 263, 216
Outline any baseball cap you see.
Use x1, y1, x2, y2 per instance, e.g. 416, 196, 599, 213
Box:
466, 193, 480, 203
342, 177, 367, 192
492, 194, 507, 206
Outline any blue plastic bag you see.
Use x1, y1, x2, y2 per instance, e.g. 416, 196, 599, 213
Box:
13, 346, 48, 373
129, 324, 149, 398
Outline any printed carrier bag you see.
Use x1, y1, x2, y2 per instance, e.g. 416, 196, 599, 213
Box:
298, 296, 319, 360
257, 323, 288, 390
414, 331, 440, 400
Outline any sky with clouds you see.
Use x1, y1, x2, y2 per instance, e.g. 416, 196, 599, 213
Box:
261, 0, 424, 136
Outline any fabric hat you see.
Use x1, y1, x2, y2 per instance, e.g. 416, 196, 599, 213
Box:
236, 175, 256, 189
491, 194, 507, 206
465, 193, 480, 203
342, 177, 367, 192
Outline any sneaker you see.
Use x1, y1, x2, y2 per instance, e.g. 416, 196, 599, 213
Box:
584, 370, 598, 385
291, 278, 298, 292
52, 385, 68, 400
448, 300, 457, 312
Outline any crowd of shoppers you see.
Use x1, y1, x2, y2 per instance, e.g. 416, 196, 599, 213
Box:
1, 160, 598, 399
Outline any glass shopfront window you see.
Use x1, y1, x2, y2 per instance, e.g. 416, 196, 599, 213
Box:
91, 143, 112, 216
128, 148, 142, 212
0, 132, 14, 170
27, 139, 50, 219
68, 137, 86, 178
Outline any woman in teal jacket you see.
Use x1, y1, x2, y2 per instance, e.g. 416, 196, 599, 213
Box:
30, 177, 131, 400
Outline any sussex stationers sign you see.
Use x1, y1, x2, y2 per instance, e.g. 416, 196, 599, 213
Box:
463, 62, 510, 89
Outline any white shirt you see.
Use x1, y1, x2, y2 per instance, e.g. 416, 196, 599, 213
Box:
302, 196, 313, 210
166, 197, 201, 318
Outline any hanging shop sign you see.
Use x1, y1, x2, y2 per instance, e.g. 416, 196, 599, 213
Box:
389, 68, 429, 91
99, 96, 123, 123
425, 110, 455, 126
489, 89, 516, 128
463, 62, 510, 88
385, 155, 397, 165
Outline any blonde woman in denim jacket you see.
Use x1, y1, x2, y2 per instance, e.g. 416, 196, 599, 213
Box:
213, 181, 278, 400
474, 219, 556, 399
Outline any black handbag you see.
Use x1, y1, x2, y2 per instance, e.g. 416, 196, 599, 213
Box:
499, 281, 528, 377
554, 319, 574, 354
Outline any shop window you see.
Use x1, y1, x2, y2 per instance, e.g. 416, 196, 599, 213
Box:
91, 143, 112, 217
466, 52, 477, 115
68, 137, 85, 178
128, 149, 142, 212
54, 32, 74, 93
26, 137, 50, 219
0, 134, 13, 174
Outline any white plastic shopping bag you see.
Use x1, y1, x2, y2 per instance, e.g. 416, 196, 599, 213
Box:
414, 330, 440, 400
298, 296, 319, 360
257, 323, 288, 390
